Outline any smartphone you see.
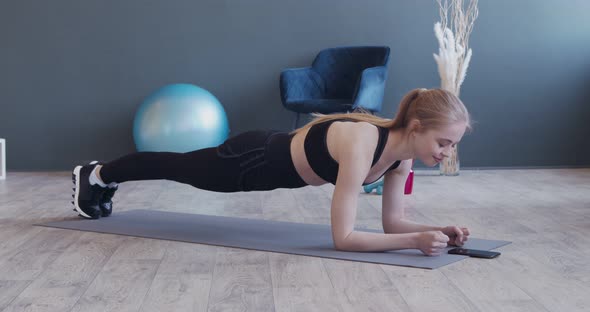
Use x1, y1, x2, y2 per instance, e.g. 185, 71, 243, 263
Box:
448, 248, 501, 259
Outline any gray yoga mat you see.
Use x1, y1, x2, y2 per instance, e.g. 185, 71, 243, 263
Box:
39, 209, 511, 269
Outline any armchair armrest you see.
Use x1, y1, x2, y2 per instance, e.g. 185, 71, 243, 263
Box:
352, 66, 388, 112
280, 67, 326, 104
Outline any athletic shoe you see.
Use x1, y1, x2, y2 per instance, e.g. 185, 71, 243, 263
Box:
99, 183, 117, 217
88, 161, 118, 217
71, 163, 105, 219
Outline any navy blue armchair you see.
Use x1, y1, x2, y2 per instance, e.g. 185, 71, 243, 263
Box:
280, 46, 390, 129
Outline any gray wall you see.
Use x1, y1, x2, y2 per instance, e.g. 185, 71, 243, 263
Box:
1, 0, 589, 171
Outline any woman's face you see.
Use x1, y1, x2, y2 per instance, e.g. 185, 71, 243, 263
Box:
413, 121, 467, 167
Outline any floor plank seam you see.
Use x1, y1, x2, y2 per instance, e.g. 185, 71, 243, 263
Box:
204, 247, 222, 312
0, 279, 34, 312
377, 264, 413, 311
440, 268, 487, 312
66, 235, 124, 312
137, 246, 166, 312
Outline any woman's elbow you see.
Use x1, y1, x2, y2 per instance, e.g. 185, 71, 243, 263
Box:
333, 239, 349, 251
383, 218, 402, 234
333, 233, 355, 251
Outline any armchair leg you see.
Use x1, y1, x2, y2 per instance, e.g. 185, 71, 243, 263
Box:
292, 113, 301, 130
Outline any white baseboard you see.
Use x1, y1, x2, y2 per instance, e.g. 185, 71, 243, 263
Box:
0, 139, 5, 180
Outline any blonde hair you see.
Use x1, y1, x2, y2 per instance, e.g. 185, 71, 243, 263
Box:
290, 88, 472, 135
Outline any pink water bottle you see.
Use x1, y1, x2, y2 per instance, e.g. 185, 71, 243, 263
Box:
404, 159, 415, 195
404, 169, 414, 195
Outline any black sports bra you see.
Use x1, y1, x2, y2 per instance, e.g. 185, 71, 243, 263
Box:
303, 119, 401, 185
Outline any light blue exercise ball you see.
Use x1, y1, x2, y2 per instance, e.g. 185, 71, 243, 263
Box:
133, 83, 230, 152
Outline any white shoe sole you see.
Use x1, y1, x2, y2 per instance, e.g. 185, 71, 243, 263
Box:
72, 165, 93, 219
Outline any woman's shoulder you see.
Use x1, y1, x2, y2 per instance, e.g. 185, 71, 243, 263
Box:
329, 121, 380, 157
331, 120, 378, 133
329, 120, 377, 135
389, 159, 412, 176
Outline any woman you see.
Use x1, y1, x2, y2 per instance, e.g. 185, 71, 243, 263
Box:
72, 88, 471, 256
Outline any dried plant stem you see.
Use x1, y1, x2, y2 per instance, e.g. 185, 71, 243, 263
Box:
434, 0, 478, 175
440, 145, 459, 176
434, 0, 478, 96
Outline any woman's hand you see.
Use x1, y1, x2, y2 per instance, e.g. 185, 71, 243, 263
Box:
441, 226, 470, 246
416, 231, 450, 256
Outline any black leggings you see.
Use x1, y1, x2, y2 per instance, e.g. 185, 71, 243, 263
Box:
99, 130, 308, 192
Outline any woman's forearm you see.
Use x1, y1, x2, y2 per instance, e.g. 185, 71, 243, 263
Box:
383, 218, 443, 234
335, 231, 419, 252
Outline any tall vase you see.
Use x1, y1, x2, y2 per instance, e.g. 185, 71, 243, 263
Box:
439, 144, 460, 176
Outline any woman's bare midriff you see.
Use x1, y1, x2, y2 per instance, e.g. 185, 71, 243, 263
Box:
289, 121, 401, 186
290, 127, 326, 186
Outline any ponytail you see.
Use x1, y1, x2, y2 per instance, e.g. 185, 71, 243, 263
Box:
290, 88, 470, 135
390, 88, 426, 130
290, 110, 394, 135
